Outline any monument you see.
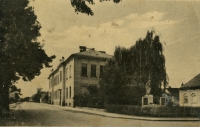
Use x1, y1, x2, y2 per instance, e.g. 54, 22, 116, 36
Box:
142, 78, 153, 106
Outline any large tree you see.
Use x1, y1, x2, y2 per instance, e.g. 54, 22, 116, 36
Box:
0, 0, 55, 115
99, 30, 167, 105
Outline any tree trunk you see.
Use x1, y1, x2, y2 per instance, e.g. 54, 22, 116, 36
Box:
0, 72, 10, 118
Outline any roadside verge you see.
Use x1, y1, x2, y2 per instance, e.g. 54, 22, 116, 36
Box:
40, 103, 200, 121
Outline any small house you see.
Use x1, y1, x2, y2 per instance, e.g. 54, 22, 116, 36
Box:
179, 74, 200, 107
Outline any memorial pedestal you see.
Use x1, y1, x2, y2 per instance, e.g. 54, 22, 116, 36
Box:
142, 94, 153, 106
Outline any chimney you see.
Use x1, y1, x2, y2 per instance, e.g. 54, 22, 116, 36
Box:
79, 46, 86, 52
99, 51, 106, 54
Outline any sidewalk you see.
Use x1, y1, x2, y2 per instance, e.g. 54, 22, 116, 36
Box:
42, 103, 200, 121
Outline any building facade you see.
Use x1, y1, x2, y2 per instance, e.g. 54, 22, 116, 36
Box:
179, 74, 200, 107
48, 47, 112, 107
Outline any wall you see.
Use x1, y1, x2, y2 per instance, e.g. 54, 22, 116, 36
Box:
179, 89, 200, 107
49, 76, 54, 104
49, 64, 64, 105
65, 58, 75, 106
48, 56, 109, 107
74, 57, 107, 94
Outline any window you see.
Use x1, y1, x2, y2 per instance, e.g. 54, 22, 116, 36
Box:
57, 75, 59, 84
54, 76, 56, 85
66, 68, 68, 79
60, 71, 62, 82
191, 93, 197, 103
70, 86, 71, 99
69, 65, 71, 78
81, 63, 87, 77
183, 94, 188, 103
100, 65, 104, 78
91, 65, 96, 77
56, 75, 59, 84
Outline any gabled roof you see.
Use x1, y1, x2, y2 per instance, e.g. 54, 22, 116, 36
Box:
180, 74, 200, 90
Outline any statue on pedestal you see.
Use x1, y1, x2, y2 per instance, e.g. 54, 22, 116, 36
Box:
145, 79, 151, 95
142, 77, 153, 106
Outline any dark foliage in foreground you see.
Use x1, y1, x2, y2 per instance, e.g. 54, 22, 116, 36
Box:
0, 0, 55, 114
71, 0, 122, 16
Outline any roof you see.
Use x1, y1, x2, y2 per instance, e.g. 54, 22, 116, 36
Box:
73, 49, 113, 59
48, 50, 113, 79
180, 74, 200, 90
165, 88, 179, 98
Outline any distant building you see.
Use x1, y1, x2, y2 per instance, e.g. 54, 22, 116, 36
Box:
48, 46, 112, 107
162, 87, 179, 106
40, 92, 48, 103
179, 74, 200, 107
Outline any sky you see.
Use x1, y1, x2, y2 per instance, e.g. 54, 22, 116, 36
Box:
16, 0, 200, 97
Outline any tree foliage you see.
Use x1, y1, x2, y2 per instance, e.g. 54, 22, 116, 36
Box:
71, 0, 121, 15
32, 88, 43, 103
9, 85, 21, 95
0, 0, 55, 113
99, 30, 167, 105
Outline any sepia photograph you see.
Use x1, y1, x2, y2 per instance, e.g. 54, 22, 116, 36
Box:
0, 0, 200, 126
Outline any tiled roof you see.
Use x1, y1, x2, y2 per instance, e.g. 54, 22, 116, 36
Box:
180, 74, 200, 90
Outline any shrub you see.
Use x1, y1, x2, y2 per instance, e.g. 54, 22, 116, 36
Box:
105, 104, 200, 117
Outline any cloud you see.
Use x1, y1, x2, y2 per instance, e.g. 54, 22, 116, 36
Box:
19, 11, 179, 97
39, 11, 179, 61
39, 11, 178, 60
125, 11, 178, 29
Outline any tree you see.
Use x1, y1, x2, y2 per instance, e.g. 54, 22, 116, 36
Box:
71, 0, 121, 16
99, 58, 133, 105
0, 0, 55, 115
32, 88, 42, 103
99, 30, 167, 105
9, 85, 22, 100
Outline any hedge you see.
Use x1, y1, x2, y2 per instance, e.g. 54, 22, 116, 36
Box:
105, 104, 200, 117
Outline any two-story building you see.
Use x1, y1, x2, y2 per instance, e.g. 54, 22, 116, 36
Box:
48, 46, 113, 107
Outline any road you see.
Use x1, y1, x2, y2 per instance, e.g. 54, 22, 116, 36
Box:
2, 102, 200, 126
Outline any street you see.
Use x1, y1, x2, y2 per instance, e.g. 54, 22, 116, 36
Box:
2, 102, 200, 126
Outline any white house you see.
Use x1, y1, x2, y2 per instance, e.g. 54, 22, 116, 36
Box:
48, 46, 112, 107
179, 74, 200, 107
